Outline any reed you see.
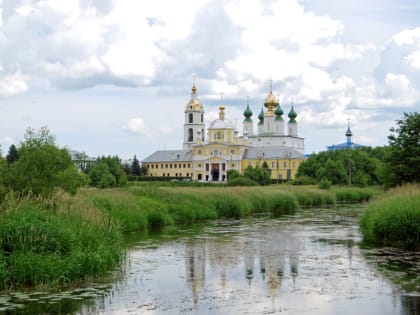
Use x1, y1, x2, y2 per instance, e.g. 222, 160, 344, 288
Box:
359, 184, 420, 249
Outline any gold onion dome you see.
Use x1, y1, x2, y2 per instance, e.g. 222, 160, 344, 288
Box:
186, 84, 203, 111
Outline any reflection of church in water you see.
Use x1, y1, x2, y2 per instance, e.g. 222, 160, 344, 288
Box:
143, 81, 307, 181
183, 229, 301, 304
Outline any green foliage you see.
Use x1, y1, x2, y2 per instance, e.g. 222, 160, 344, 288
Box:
318, 178, 332, 189
360, 184, 420, 249
130, 155, 141, 176
226, 176, 258, 186
227, 169, 241, 181
244, 165, 271, 185
89, 156, 127, 188
6, 144, 19, 165
386, 112, 420, 187
333, 186, 378, 203
296, 147, 388, 186
0, 199, 123, 289
4, 127, 86, 198
293, 175, 317, 185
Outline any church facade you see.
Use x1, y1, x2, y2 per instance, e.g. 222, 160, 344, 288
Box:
142, 83, 306, 182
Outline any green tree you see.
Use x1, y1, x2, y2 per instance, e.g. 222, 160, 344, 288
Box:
6, 127, 86, 197
244, 165, 271, 185
131, 155, 141, 176
227, 169, 241, 181
89, 156, 127, 188
387, 112, 420, 186
6, 144, 19, 165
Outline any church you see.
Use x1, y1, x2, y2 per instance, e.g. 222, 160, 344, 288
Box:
142, 83, 307, 182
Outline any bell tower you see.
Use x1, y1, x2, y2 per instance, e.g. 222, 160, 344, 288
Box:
183, 83, 205, 151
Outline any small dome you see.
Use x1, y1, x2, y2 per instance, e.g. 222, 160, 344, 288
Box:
288, 105, 297, 121
185, 84, 203, 111
275, 104, 283, 116
264, 91, 279, 108
209, 118, 235, 129
243, 104, 253, 122
258, 108, 264, 125
345, 126, 353, 137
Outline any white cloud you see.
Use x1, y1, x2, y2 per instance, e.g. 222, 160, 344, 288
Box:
0, 73, 28, 96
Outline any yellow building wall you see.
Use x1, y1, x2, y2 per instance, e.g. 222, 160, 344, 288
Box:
144, 161, 193, 178
241, 158, 303, 180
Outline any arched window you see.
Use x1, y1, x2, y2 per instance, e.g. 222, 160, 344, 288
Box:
188, 128, 193, 141
201, 114, 203, 123
189, 113, 193, 123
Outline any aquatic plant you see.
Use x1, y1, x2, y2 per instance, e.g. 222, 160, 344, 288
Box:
359, 184, 420, 249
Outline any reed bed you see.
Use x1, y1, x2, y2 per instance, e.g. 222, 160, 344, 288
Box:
359, 184, 420, 249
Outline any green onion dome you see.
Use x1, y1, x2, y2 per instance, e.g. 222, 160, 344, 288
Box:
274, 104, 283, 120
243, 104, 253, 122
258, 108, 264, 125
288, 105, 297, 122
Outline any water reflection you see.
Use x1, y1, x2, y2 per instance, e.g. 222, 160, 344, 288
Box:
1, 206, 419, 314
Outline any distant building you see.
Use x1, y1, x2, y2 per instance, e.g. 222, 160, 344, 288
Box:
142, 82, 307, 182
66, 148, 96, 172
327, 122, 364, 151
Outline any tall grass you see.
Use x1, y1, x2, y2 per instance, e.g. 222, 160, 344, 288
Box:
0, 195, 124, 290
359, 184, 420, 249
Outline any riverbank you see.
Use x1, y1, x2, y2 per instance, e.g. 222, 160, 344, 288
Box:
360, 184, 420, 249
0, 184, 379, 290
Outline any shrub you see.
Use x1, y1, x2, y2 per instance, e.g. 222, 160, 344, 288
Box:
227, 176, 258, 186
293, 175, 317, 185
318, 178, 332, 189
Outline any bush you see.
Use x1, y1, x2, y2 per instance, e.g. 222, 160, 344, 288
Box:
318, 178, 332, 189
227, 176, 258, 186
293, 175, 317, 185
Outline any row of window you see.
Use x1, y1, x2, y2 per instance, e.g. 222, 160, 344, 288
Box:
248, 161, 297, 168
148, 163, 191, 169
196, 149, 236, 155
150, 173, 190, 177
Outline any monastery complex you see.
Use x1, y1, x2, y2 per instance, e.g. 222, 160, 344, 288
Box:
142, 83, 307, 182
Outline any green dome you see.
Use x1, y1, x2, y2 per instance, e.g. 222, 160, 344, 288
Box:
275, 104, 283, 121
258, 108, 264, 125
288, 105, 297, 122
243, 104, 253, 122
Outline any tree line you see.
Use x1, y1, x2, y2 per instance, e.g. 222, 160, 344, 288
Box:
295, 112, 419, 188
0, 127, 150, 200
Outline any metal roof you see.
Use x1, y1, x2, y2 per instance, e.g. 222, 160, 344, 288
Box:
142, 150, 193, 163
243, 147, 306, 160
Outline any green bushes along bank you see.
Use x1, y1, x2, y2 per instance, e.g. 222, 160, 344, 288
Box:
360, 184, 420, 249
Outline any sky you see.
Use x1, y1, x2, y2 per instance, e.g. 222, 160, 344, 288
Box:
0, 0, 420, 160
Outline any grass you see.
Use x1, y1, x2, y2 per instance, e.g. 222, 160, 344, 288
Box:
359, 184, 420, 250
0, 183, 380, 290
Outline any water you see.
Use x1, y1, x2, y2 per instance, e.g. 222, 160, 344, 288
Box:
1, 205, 419, 314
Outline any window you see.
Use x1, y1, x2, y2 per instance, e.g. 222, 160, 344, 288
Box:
188, 164, 191, 168
202, 129, 204, 141
175, 173, 178, 177
206, 164, 209, 171
283, 162, 287, 168
186, 173, 189, 177
156, 164, 158, 169
222, 164, 226, 171
165, 164, 168, 168
293, 162, 296, 168
170, 164, 173, 169
188, 128, 193, 142
151, 165, 154, 169
201, 114, 203, 123
189, 113, 193, 123
183, 164, 186, 168
230, 149, 235, 154
198, 149, 202, 155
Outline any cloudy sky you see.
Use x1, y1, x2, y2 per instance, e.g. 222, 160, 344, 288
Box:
0, 0, 419, 160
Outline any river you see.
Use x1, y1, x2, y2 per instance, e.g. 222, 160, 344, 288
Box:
1, 205, 419, 314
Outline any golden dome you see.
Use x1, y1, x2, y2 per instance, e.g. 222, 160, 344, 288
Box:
185, 84, 203, 111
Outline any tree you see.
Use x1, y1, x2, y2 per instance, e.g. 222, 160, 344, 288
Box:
6, 144, 19, 165
6, 127, 87, 197
131, 155, 141, 176
244, 165, 271, 185
387, 112, 420, 186
89, 156, 127, 188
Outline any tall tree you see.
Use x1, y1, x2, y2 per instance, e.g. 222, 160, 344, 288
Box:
6, 127, 87, 197
6, 144, 19, 165
387, 112, 420, 186
131, 155, 141, 176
